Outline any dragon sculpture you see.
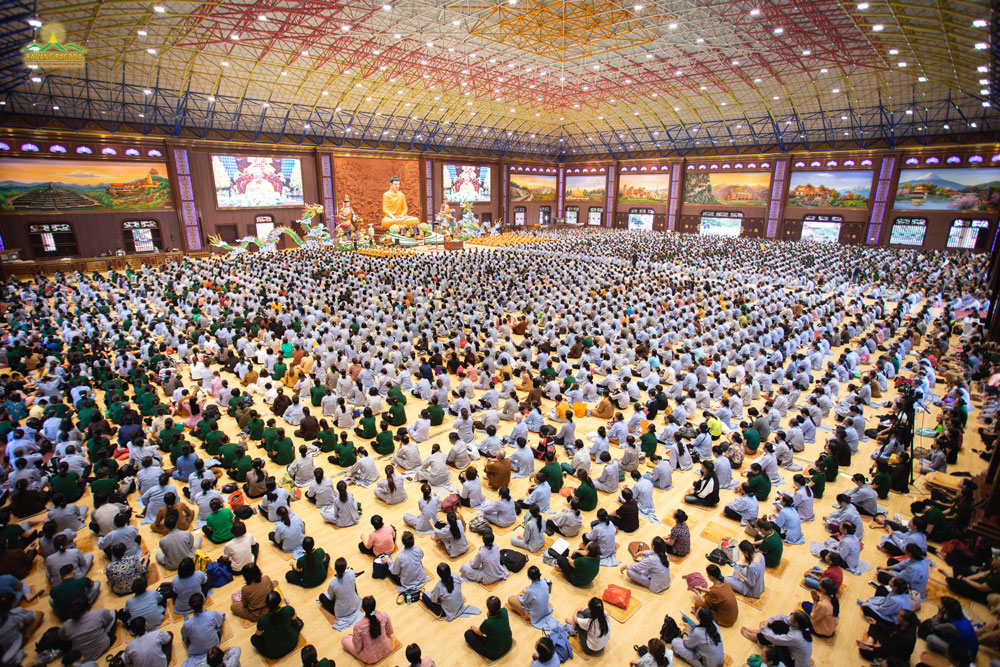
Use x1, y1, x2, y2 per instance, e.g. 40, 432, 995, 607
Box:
208, 203, 335, 255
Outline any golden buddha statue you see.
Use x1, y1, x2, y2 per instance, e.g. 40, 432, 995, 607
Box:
381, 176, 420, 229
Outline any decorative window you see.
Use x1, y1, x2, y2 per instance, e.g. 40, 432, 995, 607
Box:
0, 142, 8, 151
697, 164, 707, 170
904, 157, 920, 165
722, 163, 731, 169
102, 147, 117, 155
760, 162, 770, 168
709, 163, 719, 169
76, 146, 92, 154
969, 154, 984, 163
860, 159, 873, 166
122, 219, 162, 253
843, 159, 856, 166
27, 222, 78, 258
49, 144, 66, 153
147, 149, 162, 157
809, 160, 821, 167
946, 155, 961, 164
926, 157, 940, 164
20, 143, 39, 152
826, 160, 838, 167
734, 163, 744, 169
125, 148, 140, 156
747, 162, 757, 169
686, 165, 695, 170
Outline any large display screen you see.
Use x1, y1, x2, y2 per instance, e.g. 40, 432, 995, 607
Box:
443, 164, 491, 203
889, 217, 927, 246
801, 220, 841, 242
947, 218, 989, 249
619, 173, 670, 204
786, 170, 873, 208
684, 171, 771, 206
895, 168, 1000, 211
211, 155, 304, 208
565, 174, 606, 203
628, 213, 653, 231
699, 213, 742, 237
509, 174, 557, 202
0, 158, 172, 211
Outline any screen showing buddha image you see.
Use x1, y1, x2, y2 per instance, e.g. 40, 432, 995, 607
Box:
211, 155, 304, 208
443, 165, 491, 203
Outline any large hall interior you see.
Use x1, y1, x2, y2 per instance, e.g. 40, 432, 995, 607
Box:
1, 1, 1000, 667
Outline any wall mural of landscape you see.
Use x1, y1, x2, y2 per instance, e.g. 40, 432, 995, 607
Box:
894, 168, 1000, 211
785, 170, 873, 208
0, 159, 173, 211
683, 171, 771, 206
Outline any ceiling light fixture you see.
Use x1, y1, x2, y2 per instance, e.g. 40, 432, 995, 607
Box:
773, 27, 783, 34
27, 18, 42, 27
153, 5, 166, 13
749, 8, 760, 15
137, 29, 147, 36
872, 23, 883, 31
147, 48, 157, 54
973, 19, 987, 27
975, 42, 988, 50
857, 2, 869, 8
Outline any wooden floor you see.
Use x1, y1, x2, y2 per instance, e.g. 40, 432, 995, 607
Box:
15, 314, 998, 667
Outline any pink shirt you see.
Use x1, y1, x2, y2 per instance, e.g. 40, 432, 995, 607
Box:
364, 525, 396, 556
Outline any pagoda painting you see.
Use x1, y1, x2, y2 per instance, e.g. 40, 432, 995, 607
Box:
0, 159, 172, 212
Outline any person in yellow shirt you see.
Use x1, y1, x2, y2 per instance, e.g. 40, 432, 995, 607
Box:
706, 413, 723, 439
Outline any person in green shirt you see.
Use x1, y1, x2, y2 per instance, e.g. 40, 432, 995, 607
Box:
50, 462, 84, 502
280, 341, 294, 359
871, 459, 892, 500
262, 421, 279, 448
246, 412, 265, 441
746, 463, 771, 501
250, 594, 303, 660
538, 452, 564, 492
743, 425, 761, 453
753, 521, 784, 568
90, 468, 120, 498
427, 398, 445, 426
203, 498, 234, 543
228, 448, 253, 482
217, 441, 240, 469
386, 397, 407, 427
387, 384, 407, 407
272, 361, 287, 385
327, 433, 357, 467
268, 429, 295, 465
572, 472, 598, 512
373, 423, 395, 456
316, 426, 337, 453
49, 565, 99, 620
554, 541, 601, 588
353, 408, 377, 439
639, 424, 658, 458
464, 595, 513, 660
204, 423, 225, 456
158, 419, 184, 449
285, 537, 329, 588
809, 464, 826, 500
309, 383, 326, 408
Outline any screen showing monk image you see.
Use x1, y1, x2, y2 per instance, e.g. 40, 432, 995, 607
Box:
211, 155, 304, 208
442, 165, 491, 203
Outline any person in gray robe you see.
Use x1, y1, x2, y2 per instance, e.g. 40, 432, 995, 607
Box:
421, 563, 480, 621
388, 532, 430, 593
459, 534, 509, 584
403, 484, 441, 533
318, 558, 363, 630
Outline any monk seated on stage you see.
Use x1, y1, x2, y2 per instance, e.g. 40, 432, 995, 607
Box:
381, 176, 420, 229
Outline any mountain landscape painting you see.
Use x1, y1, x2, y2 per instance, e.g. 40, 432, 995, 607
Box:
0, 158, 172, 211
894, 168, 1000, 211
786, 170, 873, 208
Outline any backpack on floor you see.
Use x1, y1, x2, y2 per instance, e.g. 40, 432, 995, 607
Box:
205, 561, 233, 588
499, 548, 528, 573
